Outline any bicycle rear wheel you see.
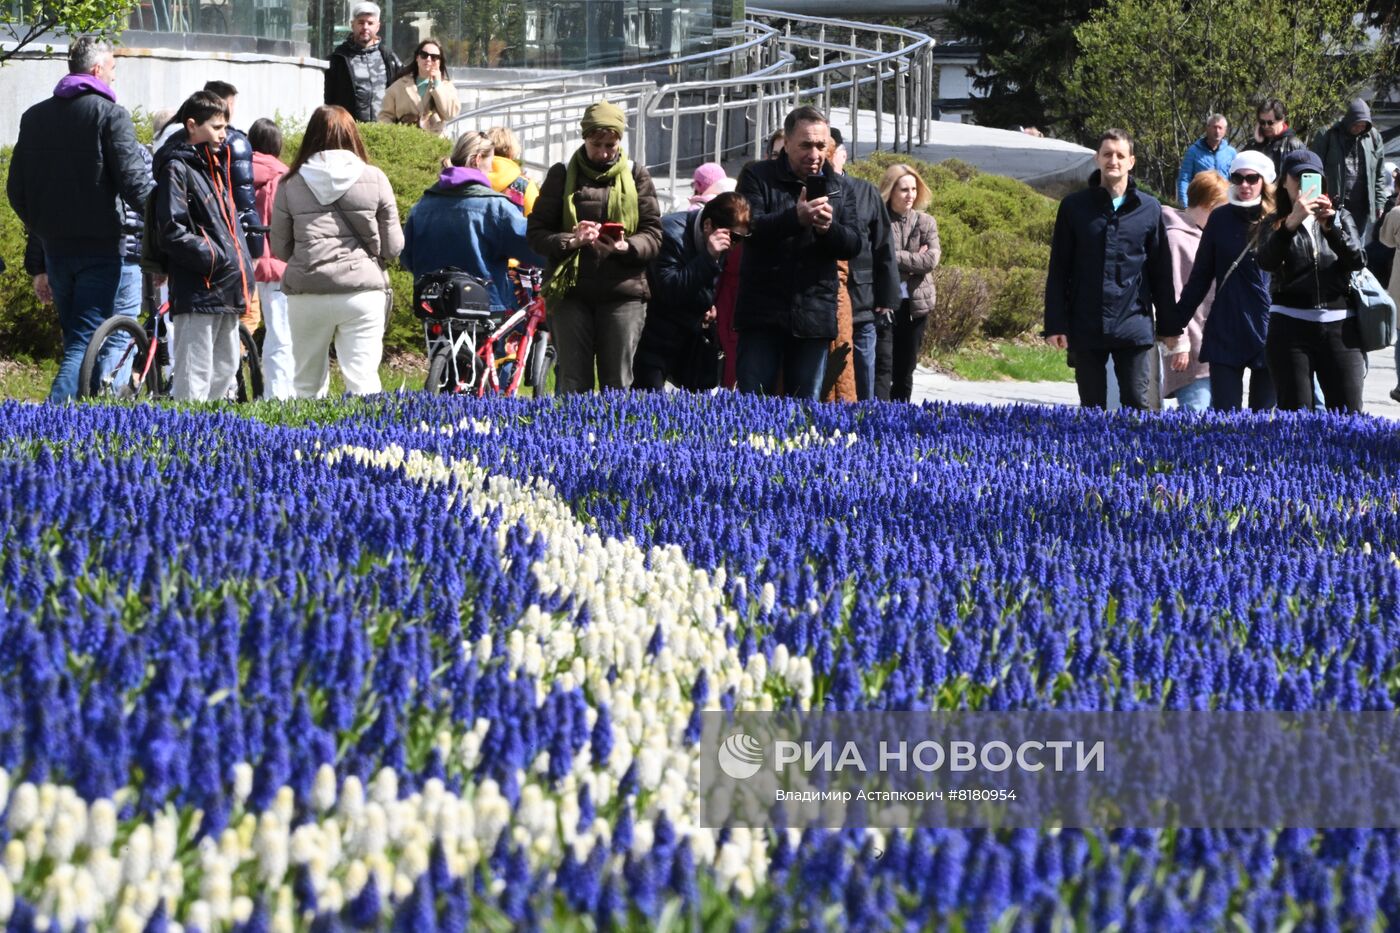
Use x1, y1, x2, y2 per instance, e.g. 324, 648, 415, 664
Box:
78, 316, 154, 399
425, 346, 453, 394
235, 324, 263, 402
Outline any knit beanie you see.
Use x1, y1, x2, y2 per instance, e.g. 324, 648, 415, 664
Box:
691, 162, 727, 195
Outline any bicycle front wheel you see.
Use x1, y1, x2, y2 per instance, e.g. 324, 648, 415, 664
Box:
78, 316, 154, 400
425, 346, 454, 394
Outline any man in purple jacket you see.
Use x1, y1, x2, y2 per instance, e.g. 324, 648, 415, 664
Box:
7, 37, 154, 401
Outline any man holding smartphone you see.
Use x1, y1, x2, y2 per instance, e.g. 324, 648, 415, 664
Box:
733, 106, 861, 399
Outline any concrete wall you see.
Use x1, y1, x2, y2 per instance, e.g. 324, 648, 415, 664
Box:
0, 46, 326, 147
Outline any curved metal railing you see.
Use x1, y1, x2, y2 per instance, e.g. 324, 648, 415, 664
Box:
443, 10, 935, 206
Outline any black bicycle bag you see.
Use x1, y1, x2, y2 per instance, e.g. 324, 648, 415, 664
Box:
413, 268, 494, 320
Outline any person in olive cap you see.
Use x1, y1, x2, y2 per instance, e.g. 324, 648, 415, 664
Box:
526, 100, 663, 393
1310, 98, 1388, 238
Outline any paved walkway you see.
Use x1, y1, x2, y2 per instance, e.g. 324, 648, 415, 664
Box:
910, 345, 1400, 418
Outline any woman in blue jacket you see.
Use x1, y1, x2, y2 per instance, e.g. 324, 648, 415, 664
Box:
401, 131, 541, 311
1166, 150, 1277, 410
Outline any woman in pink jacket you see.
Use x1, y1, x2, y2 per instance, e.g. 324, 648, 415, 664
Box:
1159, 171, 1229, 410
249, 118, 292, 399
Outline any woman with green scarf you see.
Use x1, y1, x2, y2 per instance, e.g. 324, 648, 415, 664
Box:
527, 100, 663, 393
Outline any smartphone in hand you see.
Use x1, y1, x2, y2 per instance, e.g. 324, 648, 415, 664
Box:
599, 221, 625, 240
804, 173, 828, 201
1299, 172, 1322, 201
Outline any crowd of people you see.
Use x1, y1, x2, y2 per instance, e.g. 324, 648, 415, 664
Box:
8, 33, 940, 405
11, 23, 1400, 414
1047, 98, 1400, 416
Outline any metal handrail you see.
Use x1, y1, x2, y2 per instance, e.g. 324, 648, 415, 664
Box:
447, 20, 787, 118
444, 10, 935, 208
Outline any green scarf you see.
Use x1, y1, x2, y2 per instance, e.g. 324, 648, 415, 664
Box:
543, 146, 638, 302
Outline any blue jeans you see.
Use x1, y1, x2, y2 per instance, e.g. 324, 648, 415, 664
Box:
736, 329, 829, 400
45, 252, 127, 401
851, 320, 877, 401
1169, 377, 1211, 411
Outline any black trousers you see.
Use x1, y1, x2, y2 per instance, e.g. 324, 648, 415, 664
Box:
1264, 313, 1366, 413
1073, 345, 1154, 409
1209, 363, 1276, 411
875, 301, 928, 401
874, 322, 893, 401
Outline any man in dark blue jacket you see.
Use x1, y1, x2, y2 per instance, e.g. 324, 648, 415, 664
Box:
634, 192, 750, 390
1043, 129, 1175, 409
7, 37, 153, 401
735, 106, 862, 399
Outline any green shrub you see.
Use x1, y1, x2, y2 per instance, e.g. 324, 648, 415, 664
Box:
925, 267, 990, 352
848, 154, 1058, 350
0, 149, 60, 360
983, 266, 1047, 339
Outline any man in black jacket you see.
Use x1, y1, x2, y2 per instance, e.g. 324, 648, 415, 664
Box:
1043, 128, 1174, 409
1241, 99, 1306, 182
7, 37, 153, 401
735, 106, 862, 399
325, 1, 402, 123
633, 193, 750, 390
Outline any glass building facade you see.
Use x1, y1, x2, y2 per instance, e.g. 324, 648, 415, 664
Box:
90, 0, 739, 67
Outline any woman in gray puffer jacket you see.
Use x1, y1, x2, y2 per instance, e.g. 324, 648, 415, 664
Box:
270, 105, 402, 398
878, 163, 941, 401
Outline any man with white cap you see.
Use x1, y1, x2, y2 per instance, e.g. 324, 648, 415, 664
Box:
1158, 149, 1280, 410
324, 1, 402, 122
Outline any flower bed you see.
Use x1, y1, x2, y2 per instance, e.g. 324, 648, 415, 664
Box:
1, 395, 1400, 930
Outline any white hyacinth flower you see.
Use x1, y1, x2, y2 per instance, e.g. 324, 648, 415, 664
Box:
312, 764, 338, 813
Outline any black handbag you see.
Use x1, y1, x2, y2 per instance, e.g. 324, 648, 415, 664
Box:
676, 323, 724, 391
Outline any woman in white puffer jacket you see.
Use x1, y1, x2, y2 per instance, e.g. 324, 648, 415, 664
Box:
270, 105, 403, 397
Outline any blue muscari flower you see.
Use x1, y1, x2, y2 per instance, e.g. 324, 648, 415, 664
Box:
142, 902, 169, 933
343, 866, 382, 928
591, 703, 615, 767
392, 874, 437, 933
669, 842, 697, 906
293, 864, 318, 915
612, 803, 634, 854
233, 900, 271, 933
439, 874, 470, 933
594, 877, 622, 932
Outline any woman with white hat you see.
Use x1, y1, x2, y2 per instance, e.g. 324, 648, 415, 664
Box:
1160, 149, 1279, 410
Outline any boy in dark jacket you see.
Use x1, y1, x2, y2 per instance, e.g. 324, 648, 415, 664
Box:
633, 192, 751, 390
1043, 129, 1174, 410
152, 91, 255, 401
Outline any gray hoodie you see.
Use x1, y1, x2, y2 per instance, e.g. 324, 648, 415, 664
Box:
1311, 98, 1387, 225
268, 150, 403, 295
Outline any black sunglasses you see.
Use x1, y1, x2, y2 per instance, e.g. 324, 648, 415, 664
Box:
417, 50, 442, 60
1229, 172, 1263, 185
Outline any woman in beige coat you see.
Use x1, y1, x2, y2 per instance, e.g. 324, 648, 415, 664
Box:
270, 105, 404, 397
879, 163, 941, 401
378, 39, 460, 136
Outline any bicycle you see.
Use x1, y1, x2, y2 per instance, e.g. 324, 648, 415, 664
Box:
419, 266, 554, 397
79, 276, 263, 401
